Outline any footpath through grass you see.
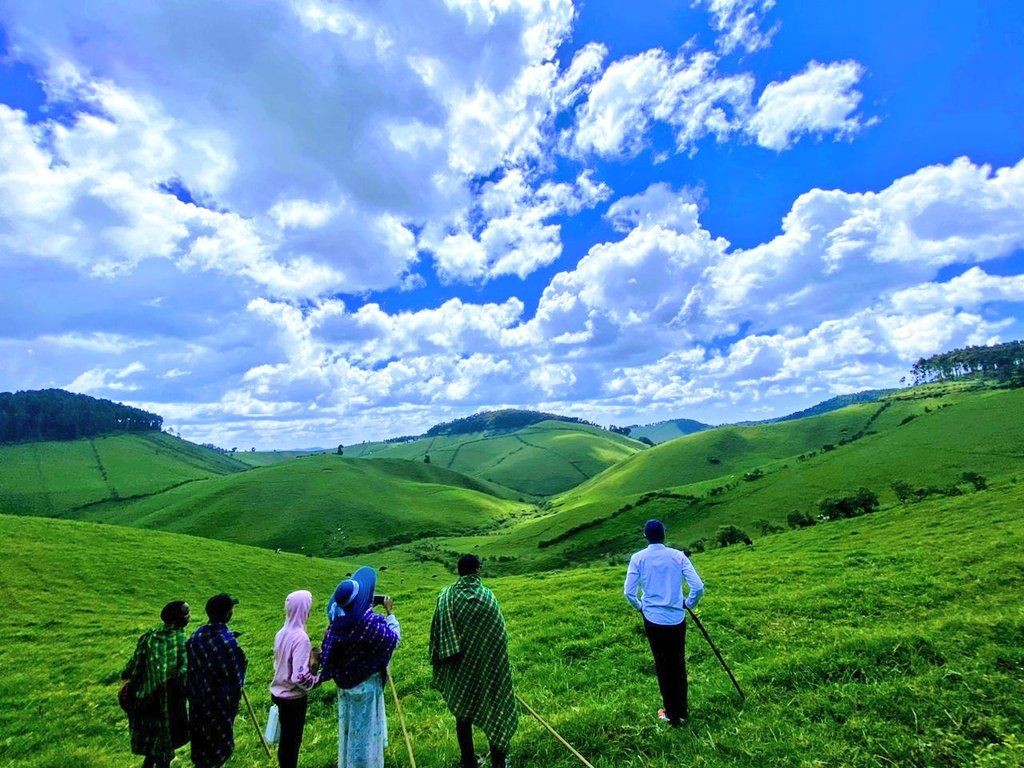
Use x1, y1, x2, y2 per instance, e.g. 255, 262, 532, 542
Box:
1, 479, 1022, 767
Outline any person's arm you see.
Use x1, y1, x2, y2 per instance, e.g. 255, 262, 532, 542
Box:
290, 636, 316, 690
679, 552, 704, 611
220, 633, 247, 696
624, 555, 643, 612
317, 626, 335, 684
382, 596, 401, 645
175, 632, 188, 680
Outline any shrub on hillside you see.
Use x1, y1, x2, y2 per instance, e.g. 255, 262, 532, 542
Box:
891, 480, 914, 504
755, 518, 785, 536
961, 471, 987, 491
715, 525, 752, 548
819, 488, 880, 520
688, 538, 706, 553
743, 468, 765, 482
787, 510, 816, 528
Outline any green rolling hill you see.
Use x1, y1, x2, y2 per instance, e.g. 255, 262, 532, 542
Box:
2, 474, 1021, 767
442, 383, 1024, 571
233, 449, 328, 467
73, 454, 525, 556
0, 431, 249, 518
345, 419, 645, 497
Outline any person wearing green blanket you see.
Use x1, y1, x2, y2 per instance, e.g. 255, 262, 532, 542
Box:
430, 554, 518, 768
120, 600, 191, 768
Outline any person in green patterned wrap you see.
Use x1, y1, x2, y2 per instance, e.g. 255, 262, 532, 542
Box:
430, 554, 518, 768
120, 600, 191, 768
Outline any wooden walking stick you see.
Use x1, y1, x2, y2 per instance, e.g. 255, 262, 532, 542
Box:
241, 688, 275, 761
687, 608, 745, 700
516, 694, 596, 768
387, 672, 417, 768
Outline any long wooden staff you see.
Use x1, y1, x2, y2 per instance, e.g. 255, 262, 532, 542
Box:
241, 688, 275, 760
687, 608, 745, 700
388, 672, 417, 768
516, 693, 596, 768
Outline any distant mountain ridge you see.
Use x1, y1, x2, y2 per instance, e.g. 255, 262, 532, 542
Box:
740, 389, 896, 426
626, 418, 713, 445
624, 390, 895, 445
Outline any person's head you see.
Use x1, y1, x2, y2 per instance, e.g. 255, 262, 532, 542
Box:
205, 593, 239, 624
457, 554, 481, 577
284, 590, 313, 628
330, 566, 376, 627
161, 600, 190, 629
644, 519, 666, 544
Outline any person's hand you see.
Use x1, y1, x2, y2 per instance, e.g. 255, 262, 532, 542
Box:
383, 596, 394, 615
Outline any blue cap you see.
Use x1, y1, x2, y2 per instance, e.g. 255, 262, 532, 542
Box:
644, 519, 665, 542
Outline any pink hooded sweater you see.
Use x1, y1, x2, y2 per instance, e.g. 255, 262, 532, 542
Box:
271, 590, 316, 699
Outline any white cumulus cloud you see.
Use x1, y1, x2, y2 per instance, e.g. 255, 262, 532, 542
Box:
747, 60, 869, 150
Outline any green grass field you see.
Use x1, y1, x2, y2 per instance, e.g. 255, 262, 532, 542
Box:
71, 454, 526, 556
2, 475, 1021, 767
0, 432, 249, 518
344, 420, 645, 497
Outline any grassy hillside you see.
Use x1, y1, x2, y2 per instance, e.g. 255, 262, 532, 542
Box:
765, 388, 894, 423
448, 384, 1024, 571
75, 454, 525, 556
345, 420, 645, 496
2, 479, 1022, 767
0, 431, 249, 518
234, 449, 327, 467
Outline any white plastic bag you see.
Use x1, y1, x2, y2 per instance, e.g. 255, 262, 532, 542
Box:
264, 703, 281, 745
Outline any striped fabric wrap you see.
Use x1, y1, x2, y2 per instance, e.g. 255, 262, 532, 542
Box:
430, 575, 518, 752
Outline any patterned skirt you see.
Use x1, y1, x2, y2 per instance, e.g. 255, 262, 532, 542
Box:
337, 673, 388, 768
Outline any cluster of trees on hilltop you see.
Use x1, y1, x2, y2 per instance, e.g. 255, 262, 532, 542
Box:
0, 389, 163, 443
425, 409, 601, 437
909, 340, 1024, 385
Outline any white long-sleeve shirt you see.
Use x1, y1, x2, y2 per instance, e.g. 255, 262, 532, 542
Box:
624, 543, 704, 625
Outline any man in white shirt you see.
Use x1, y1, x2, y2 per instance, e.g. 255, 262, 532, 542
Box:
624, 519, 704, 726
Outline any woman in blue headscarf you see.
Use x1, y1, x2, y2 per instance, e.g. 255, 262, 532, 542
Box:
318, 566, 400, 768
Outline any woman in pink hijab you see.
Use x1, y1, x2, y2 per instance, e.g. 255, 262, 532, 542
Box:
270, 590, 318, 768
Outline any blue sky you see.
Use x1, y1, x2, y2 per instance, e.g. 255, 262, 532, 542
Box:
1, 0, 1023, 448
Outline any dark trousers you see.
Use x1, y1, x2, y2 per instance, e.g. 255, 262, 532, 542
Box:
456, 718, 506, 768
272, 695, 308, 768
644, 617, 688, 724
142, 758, 171, 768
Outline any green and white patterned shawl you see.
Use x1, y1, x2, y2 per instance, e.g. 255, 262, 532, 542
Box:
430, 575, 518, 751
